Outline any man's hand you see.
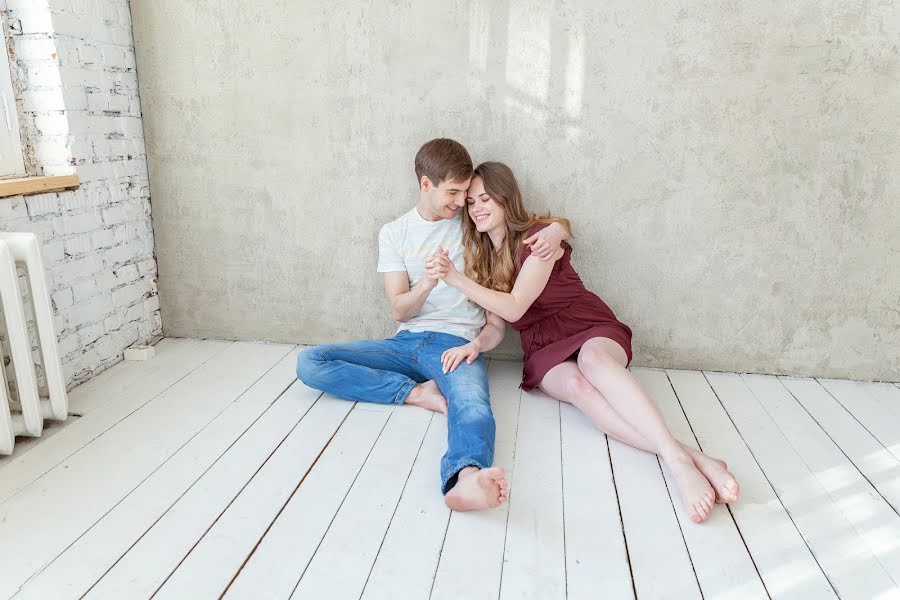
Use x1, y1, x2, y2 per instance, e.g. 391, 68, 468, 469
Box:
441, 340, 481, 373
419, 274, 440, 290
522, 222, 566, 261
425, 245, 457, 281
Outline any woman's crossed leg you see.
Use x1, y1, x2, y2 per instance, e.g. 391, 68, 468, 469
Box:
539, 337, 739, 523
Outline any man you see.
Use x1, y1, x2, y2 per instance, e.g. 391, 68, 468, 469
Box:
296, 138, 563, 510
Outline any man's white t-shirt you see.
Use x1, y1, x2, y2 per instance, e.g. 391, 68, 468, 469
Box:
377, 207, 485, 341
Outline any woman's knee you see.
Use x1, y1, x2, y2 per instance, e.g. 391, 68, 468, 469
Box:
553, 373, 619, 423
539, 364, 595, 407
578, 339, 625, 373
568, 375, 597, 406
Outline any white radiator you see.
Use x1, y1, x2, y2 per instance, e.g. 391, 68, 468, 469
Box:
0, 232, 68, 455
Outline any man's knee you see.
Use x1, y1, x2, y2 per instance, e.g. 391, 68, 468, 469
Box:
439, 361, 488, 399
450, 391, 495, 431
295, 347, 323, 385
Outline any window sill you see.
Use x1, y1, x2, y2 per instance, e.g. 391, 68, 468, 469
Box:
0, 174, 80, 199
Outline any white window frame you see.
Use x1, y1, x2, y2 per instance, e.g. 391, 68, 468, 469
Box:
0, 38, 26, 179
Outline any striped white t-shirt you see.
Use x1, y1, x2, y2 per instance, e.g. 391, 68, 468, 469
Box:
377, 207, 485, 341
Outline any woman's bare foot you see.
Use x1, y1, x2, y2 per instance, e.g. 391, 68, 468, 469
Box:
666, 454, 716, 523
444, 466, 509, 511
688, 450, 740, 504
405, 380, 447, 415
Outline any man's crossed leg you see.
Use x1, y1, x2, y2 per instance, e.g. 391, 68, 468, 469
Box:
296, 330, 508, 510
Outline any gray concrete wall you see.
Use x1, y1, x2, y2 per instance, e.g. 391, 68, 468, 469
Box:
131, 1, 900, 381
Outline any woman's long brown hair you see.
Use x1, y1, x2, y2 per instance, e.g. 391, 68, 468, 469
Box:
461, 162, 571, 293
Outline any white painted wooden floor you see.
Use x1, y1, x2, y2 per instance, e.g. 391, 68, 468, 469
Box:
1, 338, 900, 600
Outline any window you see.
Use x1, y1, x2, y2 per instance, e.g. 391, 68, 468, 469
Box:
0, 38, 25, 180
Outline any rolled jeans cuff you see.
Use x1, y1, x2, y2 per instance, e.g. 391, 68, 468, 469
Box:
392, 380, 416, 406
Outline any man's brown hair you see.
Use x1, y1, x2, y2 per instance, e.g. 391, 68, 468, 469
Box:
414, 138, 473, 188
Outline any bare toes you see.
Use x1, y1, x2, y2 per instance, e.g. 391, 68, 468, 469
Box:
695, 504, 709, 522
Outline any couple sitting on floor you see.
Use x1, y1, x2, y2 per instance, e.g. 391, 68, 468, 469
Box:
296, 138, 739, 522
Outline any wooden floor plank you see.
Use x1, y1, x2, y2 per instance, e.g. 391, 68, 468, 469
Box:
223, 406, 390, 599
0, 341, 292, 600
743, 374, 900, 587
859, 382, 900, 423
0, 338, 232, 504
559, 401, 633, 600
83, 386, 334, 599
819, 380, 900, 464
360, 415, 450, 600
430, 360, 521, 600
781, 376, 900, 514
290, 406, 433, 599
610, 432, 701, 599
146, 395, 353, 600
635, 369, 768, 599
706, 371, 897, 599
65, 338, 223, 417
499, 389, 566, 600
667, 370, 836, 599
14, 352, 302, 600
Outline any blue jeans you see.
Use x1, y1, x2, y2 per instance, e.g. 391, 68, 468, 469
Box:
295, 330, 495, 494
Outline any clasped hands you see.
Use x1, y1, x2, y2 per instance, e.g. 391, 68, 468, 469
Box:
424, 245, 456, 284
423, 248, 476, 373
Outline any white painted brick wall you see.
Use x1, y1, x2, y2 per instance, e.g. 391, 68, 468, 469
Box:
0, 0, 162, 389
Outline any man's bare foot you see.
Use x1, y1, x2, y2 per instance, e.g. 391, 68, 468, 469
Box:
405, 380, 447, 415
445, 466, 509, 511
688, 450, 740, 504
666, 454, 716, 523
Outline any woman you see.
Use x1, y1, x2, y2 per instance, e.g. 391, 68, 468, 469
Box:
425, 162, 739, 523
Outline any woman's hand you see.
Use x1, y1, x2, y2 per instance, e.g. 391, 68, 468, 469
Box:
522, 222, 565, 260
425, 245, 458, 282
441, 340, 481, 373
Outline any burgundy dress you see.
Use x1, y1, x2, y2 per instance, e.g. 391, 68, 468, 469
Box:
511, 223, 633, 391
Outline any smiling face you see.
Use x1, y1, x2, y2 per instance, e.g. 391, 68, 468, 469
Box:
466, 176, 507, 235
420, 176, 471, 221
